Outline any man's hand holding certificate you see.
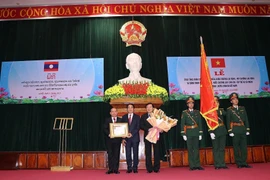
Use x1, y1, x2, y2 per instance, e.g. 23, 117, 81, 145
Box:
109, 123, 129, 138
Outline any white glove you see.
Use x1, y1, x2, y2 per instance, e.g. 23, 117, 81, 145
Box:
229, 133, 234, 137
210, 133, 215, 140
199, 135, 202, 140
183, 135, 187, 141
246, 132, 250, 135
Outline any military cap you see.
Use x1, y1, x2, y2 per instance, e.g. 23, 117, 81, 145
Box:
186, 96, 195, 104
229, 92, 239, 101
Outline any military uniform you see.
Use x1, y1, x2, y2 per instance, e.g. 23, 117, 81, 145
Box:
209, 108, 227, 169
181, 97, 203, 170
227, 93, 251, 168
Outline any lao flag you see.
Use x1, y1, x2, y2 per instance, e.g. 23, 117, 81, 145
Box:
211, 58, 225, 68
44, 61, 59, 72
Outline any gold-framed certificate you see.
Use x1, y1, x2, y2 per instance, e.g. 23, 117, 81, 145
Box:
109, 123, 129, 138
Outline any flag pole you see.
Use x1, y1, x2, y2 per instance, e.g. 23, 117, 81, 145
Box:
200, 36, 203, 44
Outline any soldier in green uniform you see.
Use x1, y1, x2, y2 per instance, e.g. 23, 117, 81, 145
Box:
209, 96, 228, 170
181, 96, 204, 170
226, 92, 251, 168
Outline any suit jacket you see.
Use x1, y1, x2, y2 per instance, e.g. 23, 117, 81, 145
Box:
104, 117, 123, 143
140, 113, 153, 140
180, 109, 203, 137
209, 108, 227, 137
122, 113, 140, 142
226, 106, 250, 134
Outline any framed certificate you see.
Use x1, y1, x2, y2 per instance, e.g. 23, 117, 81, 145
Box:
109, 123, 129, 138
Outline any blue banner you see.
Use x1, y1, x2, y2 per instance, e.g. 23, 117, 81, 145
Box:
0, 58, 104, 104
167, 56, 270, 100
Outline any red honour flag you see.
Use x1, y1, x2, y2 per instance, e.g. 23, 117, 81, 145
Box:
199, 37, 219, 130
211, 58, 226, 68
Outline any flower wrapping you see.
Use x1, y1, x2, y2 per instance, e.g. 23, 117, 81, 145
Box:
145, 108, 178, 144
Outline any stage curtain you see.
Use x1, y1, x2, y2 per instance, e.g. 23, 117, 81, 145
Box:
0, 17, 270, 161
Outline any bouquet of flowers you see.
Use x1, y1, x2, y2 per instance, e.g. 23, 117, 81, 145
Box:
146, 108, 178, 144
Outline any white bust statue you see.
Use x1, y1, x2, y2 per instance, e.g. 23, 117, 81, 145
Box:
118, 53, 152, 83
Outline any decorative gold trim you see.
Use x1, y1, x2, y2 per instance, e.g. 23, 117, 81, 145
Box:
109, 123, 129, 138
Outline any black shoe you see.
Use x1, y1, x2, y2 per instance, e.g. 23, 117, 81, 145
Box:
106, 170, 113, 174
147, 170, 152, 173
154, 170, 160, 173
243, 165, 252, 168
221, 166, 229, 169
133, 169, 138, 173
114, 170, 120, 174
237, 165, 243, 168
197, 167, 204, 170
189, 167, 195, 171
126, 169, 132, 173
215, 167, 220, 170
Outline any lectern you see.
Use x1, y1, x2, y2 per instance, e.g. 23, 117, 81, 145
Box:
51, 117, 74, 171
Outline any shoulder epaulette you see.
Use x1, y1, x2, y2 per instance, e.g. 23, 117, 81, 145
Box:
227, 106, 232, 109
183, 110, 188, 112
219, 108, 224, 110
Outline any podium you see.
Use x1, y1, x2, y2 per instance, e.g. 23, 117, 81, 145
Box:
110, 97, 163, 166
51, 118, 74, 172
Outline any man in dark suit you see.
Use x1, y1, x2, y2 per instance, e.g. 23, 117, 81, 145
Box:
104, 107, 122, 174
122, 104, 140, 173
140, 103, 161, 173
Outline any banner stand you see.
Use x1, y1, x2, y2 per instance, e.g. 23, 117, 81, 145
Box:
51, 117, 74, 172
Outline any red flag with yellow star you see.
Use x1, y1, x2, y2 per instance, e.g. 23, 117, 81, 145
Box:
199, 37, 219, 130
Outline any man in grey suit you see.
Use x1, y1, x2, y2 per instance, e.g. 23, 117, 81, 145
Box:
122, 104, 140, 173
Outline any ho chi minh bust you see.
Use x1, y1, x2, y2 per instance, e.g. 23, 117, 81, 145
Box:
118, 53, 151, 84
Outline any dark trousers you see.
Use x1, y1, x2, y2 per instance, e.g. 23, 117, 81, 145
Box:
145, 139, 160, 171
232, 134, 248, 166
125, 140, 139, 170
212, 135, 226, 167
187, 136, 200, 168
107, 141, 121, 171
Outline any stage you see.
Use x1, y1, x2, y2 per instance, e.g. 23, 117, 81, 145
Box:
1, 163, 270, 180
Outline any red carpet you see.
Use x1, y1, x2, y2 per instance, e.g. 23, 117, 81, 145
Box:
1, 164, 270, 180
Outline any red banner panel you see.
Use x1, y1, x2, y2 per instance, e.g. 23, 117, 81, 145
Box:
0, 3, 269, 21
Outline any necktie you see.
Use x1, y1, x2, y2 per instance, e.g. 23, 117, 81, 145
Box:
113, 118, 116, 123
128, 114, 132, 125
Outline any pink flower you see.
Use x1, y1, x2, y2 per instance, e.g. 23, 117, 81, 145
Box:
80, 96, 83, 98
215, 91, 219, 95
94, 90, 103, 96
0, 87, 5, 92
265, 81, 269, 85
262, 87, 269, 91
250, 92, 252, 94
98, 85, 103, 89
42, 96, 47, 99
192, 92, 195, 94
170, 90, 175, 95
20, 96, 23, 98
1, 92, 8, 96
169, 83, 175, 88
29, 96, 32, 99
